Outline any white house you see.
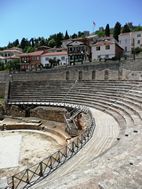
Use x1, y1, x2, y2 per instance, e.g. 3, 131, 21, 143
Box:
0, 48, 22, 64
41, 51, 68, 67
119, 31, 142, 54
92, 40, 123, 61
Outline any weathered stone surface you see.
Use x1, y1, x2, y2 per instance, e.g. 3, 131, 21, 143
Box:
0, 105, 4, 120
30, 106, 67, 122
8, 105, 25, 117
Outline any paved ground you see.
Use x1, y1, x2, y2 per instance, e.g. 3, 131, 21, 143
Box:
0, 135, 21, 169
0, 118, 64, 178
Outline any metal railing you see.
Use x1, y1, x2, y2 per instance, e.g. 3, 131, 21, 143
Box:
7, 106, 95, 189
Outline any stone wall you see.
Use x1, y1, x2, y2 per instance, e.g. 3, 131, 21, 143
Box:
8, 105, 25, 117
0, 71, 9, 97
10, 62, 120, 81
0, 82, 5, 97
30, 106, 67, 122
0, 60, 142, 87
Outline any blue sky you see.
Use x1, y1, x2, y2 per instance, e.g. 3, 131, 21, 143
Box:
0, 0, 142, 46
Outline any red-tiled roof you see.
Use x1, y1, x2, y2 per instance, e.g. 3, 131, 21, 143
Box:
2, 49, 22, 54
0, 56, 20, 60
42, 51, 67, 56
94, 41, 114, 46
20, 51, 44, 57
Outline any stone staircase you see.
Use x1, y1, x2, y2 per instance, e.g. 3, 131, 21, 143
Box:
7, 80, 142, 189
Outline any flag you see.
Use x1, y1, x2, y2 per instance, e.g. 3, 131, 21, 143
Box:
93, 21, 96, 27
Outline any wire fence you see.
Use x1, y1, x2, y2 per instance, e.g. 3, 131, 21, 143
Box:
7, 109, 95, 189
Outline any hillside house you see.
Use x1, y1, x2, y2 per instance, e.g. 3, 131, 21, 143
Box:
92, 39, 123, 61
41, 51, 68, 68
119, 31, 142, 55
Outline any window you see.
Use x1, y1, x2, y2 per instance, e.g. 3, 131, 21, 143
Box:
104, 70, 109, 80
137, 40, 141, 44
92, 70, 96, 80
66, 71, 69, 80
98, 55, 101, 59
45, 57, 49, 61
69, 47, 72, 52
137, 34, 141, 37
105, 55, 109, 58
125, 47, 127, 52
105, 45, 110, 50
61, 56, 65, 60
96, 46, 100, 51
79, 71, 82, 80
70, 56, 73, 60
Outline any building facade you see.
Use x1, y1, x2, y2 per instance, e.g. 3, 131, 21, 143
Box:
119, 31, 142, 55
0, 48, 22, 64
41, 51, 68, 68
67, 41, 91, 65
20, 51, 44, 71
92, 39, 123, 61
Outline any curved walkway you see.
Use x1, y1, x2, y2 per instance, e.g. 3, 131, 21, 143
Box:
31, 108, 120, 189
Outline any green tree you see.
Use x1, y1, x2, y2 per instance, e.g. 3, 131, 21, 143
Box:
48, 38, 56, 48
105, 24, 110, 36
64, 30, 69, 39
13, 39, 19, 47
78, 31, 84, 37
122, 24, 131, 33
71, 33, 78, 39
56, 32, 64, 47
95, 30, 105, 37
20, 38, 30, 51
113, 22, 121, 41
30, 38, 35, 47
133, 25, 142, 31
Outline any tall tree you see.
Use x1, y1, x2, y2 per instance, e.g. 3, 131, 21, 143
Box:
122, 24, 131, 33
56, 32, 64, 47
64, 30, 69, 39
105, 24, 110, 36
78, 31, 84, 37
30, 38, 35, 47
113, 22, 121, 41
20, 38, 30, 51
71, 33, 78, 39
13, 39, 19, 47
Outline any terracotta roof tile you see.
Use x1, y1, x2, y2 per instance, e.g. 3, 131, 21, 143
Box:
94, 41, 114, 46
20, 51, 44, 57
42, 51, 67, 56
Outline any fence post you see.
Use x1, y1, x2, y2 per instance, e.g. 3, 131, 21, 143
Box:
39, 162, 43, 177
58, 151, 61, 163
72, 141, 74, 154
65, 145, 68, 157
26, 169, 30, 184
49, 156, 53, 169
12, 176, 15, 189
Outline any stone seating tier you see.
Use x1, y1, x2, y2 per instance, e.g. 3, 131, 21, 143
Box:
8, 80, 142, 130
7, 80, 142, 189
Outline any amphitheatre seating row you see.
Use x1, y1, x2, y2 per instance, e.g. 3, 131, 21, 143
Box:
8, 80, 142, 129
7, 80, 142, 188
